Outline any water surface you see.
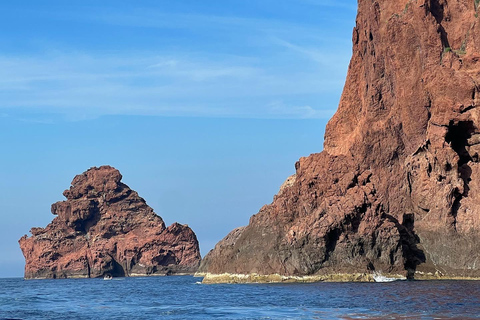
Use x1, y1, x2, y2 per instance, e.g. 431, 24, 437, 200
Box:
0, 276, 479, 319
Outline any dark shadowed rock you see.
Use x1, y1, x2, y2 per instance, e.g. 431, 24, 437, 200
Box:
19, 166, 201, 279
199, 0, 480, 282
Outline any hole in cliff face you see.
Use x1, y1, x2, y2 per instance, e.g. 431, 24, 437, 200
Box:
110, 259, 126, 277
74, 204, 101, 234
445, 121, 474, 167
101, 256, 126, 278
154, 252, 177, 266
445, 162, 452, 171
384, 214, 425, 279
322, 228, 340, 263
367, 261, 375, 271
445, 121, 474, 196
445, 121, 475, 228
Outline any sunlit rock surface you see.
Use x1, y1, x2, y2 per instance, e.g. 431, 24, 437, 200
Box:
19, 166, 201, 279
199, 0, 480, 282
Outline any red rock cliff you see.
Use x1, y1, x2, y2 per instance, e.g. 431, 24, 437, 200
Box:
19, 166, 201, 279
199, 0, 480, 280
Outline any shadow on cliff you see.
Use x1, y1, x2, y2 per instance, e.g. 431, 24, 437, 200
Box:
385, 213, 426, 279
446, 120, 475, 229
429, 0, 450, 49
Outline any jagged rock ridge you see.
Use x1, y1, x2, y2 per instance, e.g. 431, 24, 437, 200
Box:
19, 166, 201, 279
199, 0, 480, 281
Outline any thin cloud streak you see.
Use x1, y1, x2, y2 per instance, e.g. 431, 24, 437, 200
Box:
0, 51, 347, 120
298, 0, 358, 10
51, 6, 354, 49
271, 37, 351, 73
0, 3, 356, 121
268, 101, 336, 119
73, 9, 349, 32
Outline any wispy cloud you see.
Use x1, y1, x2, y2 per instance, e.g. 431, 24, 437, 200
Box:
298, 0, 358, 10
271, 38, 351, 72
53, 6, 354, 50
0, 48, 347, 120
0, 2, 356, 120
72, 8, 349, 33
267, 101, 336, 119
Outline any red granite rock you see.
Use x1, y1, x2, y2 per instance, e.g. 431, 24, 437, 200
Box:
199, 0, 480, 279
19, 166, 201, 279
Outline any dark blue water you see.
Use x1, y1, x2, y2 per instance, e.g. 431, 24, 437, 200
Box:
0, 276, 479, 319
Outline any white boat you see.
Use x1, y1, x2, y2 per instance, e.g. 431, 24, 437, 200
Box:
103, 274, 113, 280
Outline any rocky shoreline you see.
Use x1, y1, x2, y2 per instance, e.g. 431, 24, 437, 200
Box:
196, 272, 480, 284
196, 272, 378, 284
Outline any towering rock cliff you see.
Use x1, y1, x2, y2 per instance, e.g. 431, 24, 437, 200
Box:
199, 0, 480, 282
19, 166, 201, 279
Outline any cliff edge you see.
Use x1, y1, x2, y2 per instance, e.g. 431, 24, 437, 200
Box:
19, 166, 201, 279
199, 0, 480, 282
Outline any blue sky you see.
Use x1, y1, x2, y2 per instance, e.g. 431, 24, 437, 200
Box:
0, 0, 357, 277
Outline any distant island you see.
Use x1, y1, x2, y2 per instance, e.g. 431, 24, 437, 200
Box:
19, 166, 200, 279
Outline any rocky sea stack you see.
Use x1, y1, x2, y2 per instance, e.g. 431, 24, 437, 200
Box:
198, 0, 480, 283
19, 166, 201, 279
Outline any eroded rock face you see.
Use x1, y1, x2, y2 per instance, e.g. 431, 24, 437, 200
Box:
199, 0, 480, 280
19, 166, 201, 279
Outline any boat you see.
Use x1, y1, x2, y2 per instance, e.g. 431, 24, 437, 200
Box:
103, 274, 113, 280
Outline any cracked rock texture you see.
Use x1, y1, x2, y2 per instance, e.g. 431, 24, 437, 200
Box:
19, 166, 201, 279
199, 0, 480, 279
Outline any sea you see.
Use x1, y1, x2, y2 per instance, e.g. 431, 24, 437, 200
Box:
0, 276, 479, 319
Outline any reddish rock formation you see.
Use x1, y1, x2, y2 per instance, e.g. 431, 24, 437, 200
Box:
199, 0, 480, 280
19, 166, 201, 279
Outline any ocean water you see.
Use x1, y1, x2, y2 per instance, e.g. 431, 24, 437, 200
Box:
0, 276, 479, 319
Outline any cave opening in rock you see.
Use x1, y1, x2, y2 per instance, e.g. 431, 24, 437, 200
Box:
445, 121, 475, 228
110, 259, 126, 277
445, 120, 474, 167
